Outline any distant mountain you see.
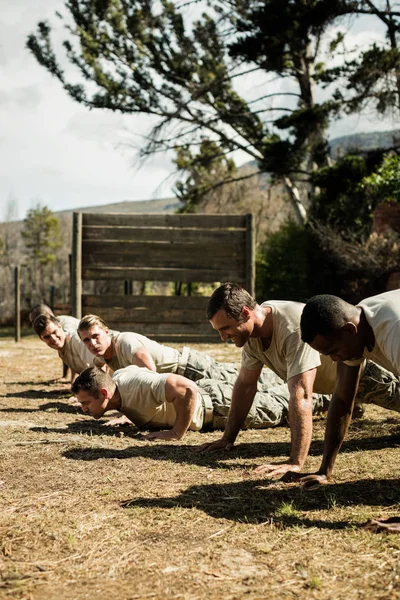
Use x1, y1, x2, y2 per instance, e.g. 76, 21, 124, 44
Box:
329, 129, 400, 159
243, 128, 400, 169
56, 197, 182, 217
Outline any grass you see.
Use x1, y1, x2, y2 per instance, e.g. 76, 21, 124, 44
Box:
0, 334, 400, 599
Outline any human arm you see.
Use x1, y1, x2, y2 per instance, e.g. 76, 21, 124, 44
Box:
142, 374, 198, 441
132, 347, 157, 371
196, 366, 261, 452
254, 368, 317, 478
300, 362, 362, 488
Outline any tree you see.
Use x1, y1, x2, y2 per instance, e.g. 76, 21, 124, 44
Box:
361, 152, 400, 203
21, 205, 63, 304
26, 1, 400, 223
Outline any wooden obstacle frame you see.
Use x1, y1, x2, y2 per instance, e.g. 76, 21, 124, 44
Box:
71, 212, 255, 343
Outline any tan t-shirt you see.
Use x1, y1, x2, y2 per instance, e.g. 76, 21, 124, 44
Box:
58, 315, 80, 334
346, 290, 400, 375
95, 332, 180, 374
242, 301, 337, 394
113, 366, 203, 430
59, 332, 94, 374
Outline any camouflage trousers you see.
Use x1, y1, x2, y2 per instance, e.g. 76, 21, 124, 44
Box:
356, 360, 400, 412
196, 359, 400, 430
198, 379, 330, 430
181, 347, 282, 388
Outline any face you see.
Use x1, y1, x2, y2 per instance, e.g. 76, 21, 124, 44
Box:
76, 389, 109, 419
40, 322, 66, 350
209, 308, 254, 347
79, 325, 111, 356
309, 327, 364, 362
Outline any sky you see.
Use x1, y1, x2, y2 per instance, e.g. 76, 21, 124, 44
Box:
0, 1, 398, 221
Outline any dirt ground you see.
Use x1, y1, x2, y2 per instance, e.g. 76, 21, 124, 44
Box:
0, 334, 400, 600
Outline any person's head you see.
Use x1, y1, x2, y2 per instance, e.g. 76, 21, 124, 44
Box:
207, 283, 258, 347
71, 367, 116, 419
300, 294, 363, 362
78, 315, 111, 356
29, 304, 54, 325
33, 315, 66, 350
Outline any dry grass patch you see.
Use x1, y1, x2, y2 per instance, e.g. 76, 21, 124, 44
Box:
0, 335, 400, 599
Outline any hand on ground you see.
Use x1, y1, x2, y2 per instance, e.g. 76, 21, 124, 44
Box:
103, 414, 133, 427
361, 517, 400, 534
195, 437, 234, 453
299, 473, 329, 490
253, 462, 301, 480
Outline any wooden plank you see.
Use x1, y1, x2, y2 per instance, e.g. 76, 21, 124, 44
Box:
147, 335, 221, 344
82, 294, 209, 310
105, 321, 214, 336
82, 267, 246, 283
81, 306, 207, 324
105, 330, 222, 344
82, 252, 244, 271
82, 226, 246, 244
82, 213, 247, 228
82, 240, 242, 258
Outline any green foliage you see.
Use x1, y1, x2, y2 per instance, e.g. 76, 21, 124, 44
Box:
360, 153, 400, 205
309, 155, 372, 238
309, 150, 400, 240
22, 205, 62, 264
256, 221, 311, 302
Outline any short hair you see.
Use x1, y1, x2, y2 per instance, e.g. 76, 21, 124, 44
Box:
207, 283, 257, 321
29, 304, 54, 324
300, 294, 355, 343
71, 366, 116, 398
78, 314, 108, 334
33, 314, 61, 337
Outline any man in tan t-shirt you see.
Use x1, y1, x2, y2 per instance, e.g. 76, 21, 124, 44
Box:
33, 315, 94, 381
198, 283, 399, 480
71, 366, 331, 440
298, 291, 400, 489
29, 304, 81, 380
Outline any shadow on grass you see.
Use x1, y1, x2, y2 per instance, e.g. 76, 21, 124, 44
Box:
1, 402, 80, 414
61, 426, 400, 470
2, 388, 72, 400
120, 477, 399, 527
31, 417, 140, 436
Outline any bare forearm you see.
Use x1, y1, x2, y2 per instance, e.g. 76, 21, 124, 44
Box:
171, 388, 198, 439
319, 396, 353, 478
223, 381, 257, 443
288, 393, 313, 468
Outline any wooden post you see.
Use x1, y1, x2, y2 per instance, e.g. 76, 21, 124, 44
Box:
71, 212, 82, 319
245, 213, 255, 296
49, 285, 56, 311
14, 265, 21, 343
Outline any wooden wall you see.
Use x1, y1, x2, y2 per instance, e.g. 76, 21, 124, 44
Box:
71, 212, 255, 343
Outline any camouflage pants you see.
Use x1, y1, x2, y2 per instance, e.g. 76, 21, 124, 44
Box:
198, 379, 330, 430
357, 360, 400, 412
182, 348, 282, 387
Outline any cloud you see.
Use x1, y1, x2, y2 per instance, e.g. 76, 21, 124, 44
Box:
0, 85, 42, 109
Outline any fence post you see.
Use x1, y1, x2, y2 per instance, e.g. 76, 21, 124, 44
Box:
49, 285, 56, 311
71, 212, 82, 319
14, 265, 21, 343
245, 213, 255, 296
